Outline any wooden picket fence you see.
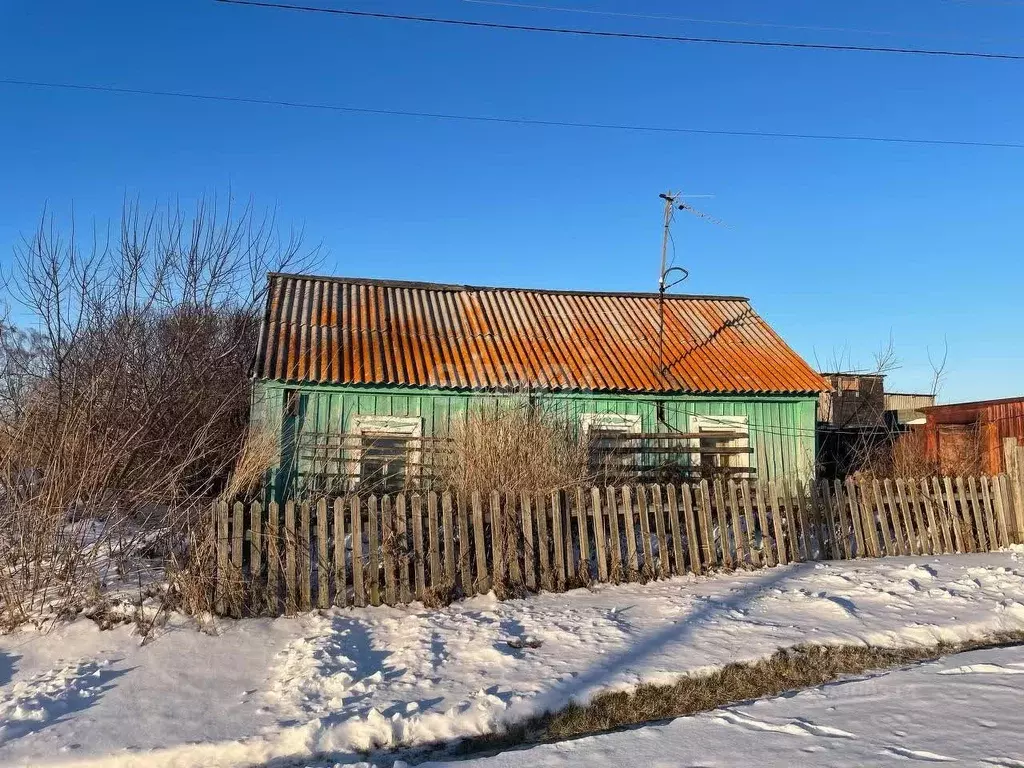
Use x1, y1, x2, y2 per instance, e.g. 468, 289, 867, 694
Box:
212, 474, 1024, 617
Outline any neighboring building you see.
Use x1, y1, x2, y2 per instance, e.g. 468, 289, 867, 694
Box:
919, 396, 1024, 475
818, 373, 886, 428
251, 274, 827, 496
884, 392, 936, 426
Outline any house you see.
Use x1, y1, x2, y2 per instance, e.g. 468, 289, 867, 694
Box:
250, 274, 827, 496
918, 396, 1024, 475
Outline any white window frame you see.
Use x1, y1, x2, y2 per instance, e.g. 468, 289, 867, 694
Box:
688, 414, 750, 471
349, 416, 423, 490
581, 413, 643, 473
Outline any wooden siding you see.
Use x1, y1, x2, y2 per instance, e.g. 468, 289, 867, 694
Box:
251, 382, 818, 490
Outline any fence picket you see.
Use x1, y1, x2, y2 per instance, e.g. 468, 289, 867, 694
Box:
873, 479, 898, 556
953, 478, 974, 553
334, 498, 347, 607
667, 484, 685, 576
621, 486, 640, 577
367, 496, 381, 606
779, 480, 799, 562
472, 492, 488, 594
753, 481, 774, 566
382, 496, 397, 604
831, 480, 853, 559
605, 487, 623, 580
284, 500, 297, 614
250, 502, 263, 605
215, 502, 229, 616
591, 487, 609, 582
844, 479, 869, 557
941, 477, 964, 552
966, 477, 988, 552
351, 497, 365, 607
443, 491, 457, 583
536, 492, 551, 590
396, 494, 411, 604
713, 480, 732, 569
412, 494, 426, 600
550, 491, 566, 589
574, 487, 590, 582
231, 502, 244, 618
925, 478, 949, 553
457, 493, 472, 595
298, 502, 312, 611
767, 481, 788, 566
505, 492, 523, 589
317, 499, 330, 609
490, 492, 505, 590
739, 480, 760, 567
728, 480, 746, 565
427, 492, 441, 588
699, 480, 720, 568
637, 485, 655, 575
676, 483, 700, 573
794, 480, 815, 560
652, 485, 670, 577
814, 481, 838, 559
993, 476, 1013, 548
521, 493, 536, 591
266, 501, 279, 614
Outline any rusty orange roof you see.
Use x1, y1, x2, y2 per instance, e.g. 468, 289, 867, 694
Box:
255, 273, 827, 395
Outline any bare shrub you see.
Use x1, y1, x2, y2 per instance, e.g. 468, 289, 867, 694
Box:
223, 428, 278, 501
0, 196, 318, 629
859, 425, 980, 481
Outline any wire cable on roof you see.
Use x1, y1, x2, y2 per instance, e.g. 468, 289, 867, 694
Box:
4, 78, 1023, 150
213, 0, 1024, 61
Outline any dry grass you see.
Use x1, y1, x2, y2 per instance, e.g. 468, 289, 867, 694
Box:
456, 632, 1024, 755
222, 428, 278, 501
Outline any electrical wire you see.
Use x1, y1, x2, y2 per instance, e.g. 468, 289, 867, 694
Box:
214, 0, 1024, 61
4, 78, 1023, 150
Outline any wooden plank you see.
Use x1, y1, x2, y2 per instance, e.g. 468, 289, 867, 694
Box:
472, 491, 489, 593
910, 479, 935, 555
550, 491, 566, 588
536, 492, 551, 590
978, 477, 998, 550
490, 491, 505, 591
993, 475, 1013, 549
727, 480, 746, 565
941, 477, 965, 553
395, 494, 411, 604
575, 487, 591, 581
621, 486, 640, 577
250, 501, 263, 606
412, 494, 426, 600
952, 477, 974, 553
699, 480, 722, 568
854, 480, 881, 557
846, 479, 872, 558
814, 481, 838, 560
457, 493, 473, 595
367, 495, 381, 606
966, 477, 988, 552
739, 480, 760, 567
266, 501, 279, 615
506, 492, 524, 589
892, 479, 916, 555
652, 485, 670, 577
333, 498, 347, 607
667, 484, 685, 575
317, 499, 330, 609
442, 492, 457, 582
897, 479, 921, 555
521, 493, 536, 591
350, 497, 365, 607
215, 502, 229, 615
779, 480, 799, 562
230, 502, 244, 618
284, 500, 297, 614
427, 492, 441, 588
767, 481, 788, 566
831, 480, 852, 559
753, 481, 774, 566
873, 479, 899, 556
381, 496, 397, 604
681, 482, 703, 573
298, 502, 312, 611
713, 480, 733, 569
591, 487, 609, 582
793, 480, 814, 561
606, 486, 623, 581
924, 478, 948, 553
1005, 439, 1024, 542
636, 485, 655, 575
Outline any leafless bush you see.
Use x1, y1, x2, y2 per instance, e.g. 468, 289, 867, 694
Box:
0, 196, 318, 629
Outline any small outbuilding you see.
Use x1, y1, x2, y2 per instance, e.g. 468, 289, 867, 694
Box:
251, 274, 827, 496
919, 396, 1024, 475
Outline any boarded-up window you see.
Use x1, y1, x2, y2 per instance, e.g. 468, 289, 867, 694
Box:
350, 416, 423, 493
581, 413, 642, 481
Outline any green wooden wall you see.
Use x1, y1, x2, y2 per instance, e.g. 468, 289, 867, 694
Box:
251, 381, 819, 492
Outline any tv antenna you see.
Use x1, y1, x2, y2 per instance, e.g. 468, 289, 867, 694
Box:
657, 189, 725, 376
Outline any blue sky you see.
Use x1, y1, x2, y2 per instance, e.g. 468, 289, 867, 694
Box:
1, 0, 1022, 402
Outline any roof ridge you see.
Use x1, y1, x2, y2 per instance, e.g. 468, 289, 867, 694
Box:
267, 271, 750, 303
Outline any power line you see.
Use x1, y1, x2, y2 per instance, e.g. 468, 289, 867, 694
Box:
213, 0, 1024, 61
5, 78, 1024, 150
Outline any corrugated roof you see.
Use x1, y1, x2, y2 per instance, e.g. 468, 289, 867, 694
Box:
254, 273, 828, 395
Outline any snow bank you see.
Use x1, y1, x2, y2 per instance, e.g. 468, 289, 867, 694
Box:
3, 551, 1024, 767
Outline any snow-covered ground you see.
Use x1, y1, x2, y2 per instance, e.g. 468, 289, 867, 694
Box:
2, 551, 1024, 767
430, 643, 1024, 768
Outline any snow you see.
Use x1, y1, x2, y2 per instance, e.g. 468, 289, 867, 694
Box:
2, 551, 1024, 767
428, 643, 1024, 767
